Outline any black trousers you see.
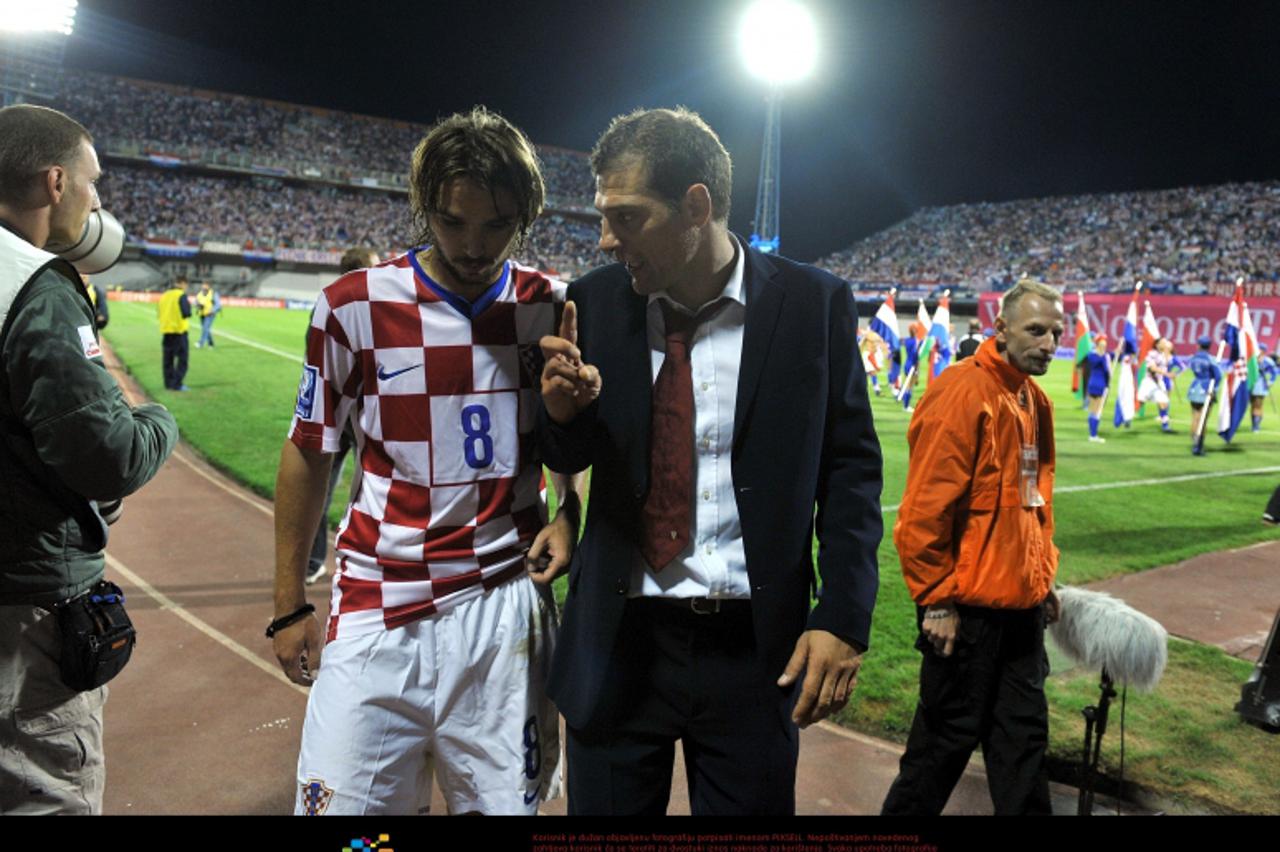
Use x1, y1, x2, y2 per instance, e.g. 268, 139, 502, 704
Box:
881, 604, 1052, 816
162, 333, 188, 389
566, 598, 799, 816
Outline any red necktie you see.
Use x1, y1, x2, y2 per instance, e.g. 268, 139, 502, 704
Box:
640, 300, 714, 572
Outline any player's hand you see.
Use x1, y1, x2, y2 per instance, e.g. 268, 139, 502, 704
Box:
1043, 587, 1061, 625
922, 603, 959, 657
273, 614, 324, 687
778, 629, 862, 728
527, 508, 576, 584
540, 301, 601, 424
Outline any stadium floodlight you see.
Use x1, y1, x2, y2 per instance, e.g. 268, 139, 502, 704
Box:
739, 1, 818, 254
738, 0, 817, 86
0, 0, 78, 36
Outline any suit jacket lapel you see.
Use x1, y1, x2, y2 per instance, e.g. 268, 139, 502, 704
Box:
734, 246, 784, 454
610, 274, 653, 490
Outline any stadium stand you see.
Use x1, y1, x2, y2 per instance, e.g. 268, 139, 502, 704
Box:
37, 67, 604, 288
818, 181, 1280, 295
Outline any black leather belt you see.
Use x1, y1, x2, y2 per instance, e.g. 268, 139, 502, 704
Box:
646, 597, 750, 615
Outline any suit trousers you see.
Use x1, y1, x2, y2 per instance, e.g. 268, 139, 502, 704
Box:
566, 597, 799, 815
881, 604, 1052, 816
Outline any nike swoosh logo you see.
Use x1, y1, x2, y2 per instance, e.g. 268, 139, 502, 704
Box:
524, 784, 541, 805
377, 363, 422, 381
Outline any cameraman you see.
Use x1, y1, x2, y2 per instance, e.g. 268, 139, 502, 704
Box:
0, 105, 178, 814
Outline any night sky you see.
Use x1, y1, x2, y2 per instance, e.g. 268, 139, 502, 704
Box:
64, 0, 1280, 263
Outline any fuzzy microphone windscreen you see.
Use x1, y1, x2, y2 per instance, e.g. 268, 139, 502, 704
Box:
1049, 586, 1168, 692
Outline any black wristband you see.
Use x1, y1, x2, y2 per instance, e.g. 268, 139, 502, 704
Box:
266, 603, 316, 638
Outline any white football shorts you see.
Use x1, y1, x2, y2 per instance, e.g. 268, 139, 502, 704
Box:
1137, 375, 1170, 406
293, 575, 561, 815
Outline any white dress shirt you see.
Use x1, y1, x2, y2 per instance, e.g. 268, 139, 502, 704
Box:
630, 240, 750, 600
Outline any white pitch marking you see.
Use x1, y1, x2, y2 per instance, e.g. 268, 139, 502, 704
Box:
105, 553, 308, 696
882, 465, 1280, 513
171, 447, 274, 519
211, 328, 305, 363
120, 301, 304, 363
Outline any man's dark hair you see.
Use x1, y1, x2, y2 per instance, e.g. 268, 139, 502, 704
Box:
591, 107, 733, 222
340, 247, 378, 274
409, 106, 544, 246
0, 105, 92, 206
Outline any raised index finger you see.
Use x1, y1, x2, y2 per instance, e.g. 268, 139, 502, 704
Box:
559, 300, 578, 346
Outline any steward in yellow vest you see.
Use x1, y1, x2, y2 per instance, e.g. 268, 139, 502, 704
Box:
157, 277, 191, 390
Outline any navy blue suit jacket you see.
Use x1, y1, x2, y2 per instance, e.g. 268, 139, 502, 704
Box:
540, 244, 882, 733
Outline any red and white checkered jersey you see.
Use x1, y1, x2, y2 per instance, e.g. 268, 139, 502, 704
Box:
288, 249, 565, 640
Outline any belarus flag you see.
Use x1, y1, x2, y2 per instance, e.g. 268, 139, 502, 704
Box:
1218, 283, 1259, 442
1072, 291, 1091, 398
870, 288, 900, 352
928, 290, 953, 377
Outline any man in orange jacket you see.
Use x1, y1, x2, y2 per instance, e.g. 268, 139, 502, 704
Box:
882, 278, 1064, 815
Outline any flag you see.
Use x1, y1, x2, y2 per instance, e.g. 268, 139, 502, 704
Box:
1218, 283, 1259, 442
1071, 291, 1091, 398
927, 290, 952, 377
1113, 284, 1141, 413
1135, 300, 1162, 416
870, 289, 900, 352
1113, 355, 1136, 427
915, 300, 934, 367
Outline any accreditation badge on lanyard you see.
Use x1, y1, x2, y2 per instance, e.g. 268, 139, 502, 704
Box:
1018, 386, 1045, 508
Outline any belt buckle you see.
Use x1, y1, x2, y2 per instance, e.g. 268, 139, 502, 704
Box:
689, 597, 721, 615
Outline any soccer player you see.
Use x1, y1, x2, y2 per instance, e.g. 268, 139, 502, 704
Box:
271, 108, 579, 816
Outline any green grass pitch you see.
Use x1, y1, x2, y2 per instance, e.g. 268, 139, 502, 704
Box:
104, 299, 1280, 812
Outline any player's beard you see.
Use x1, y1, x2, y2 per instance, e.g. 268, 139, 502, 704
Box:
430, 250, 507, 297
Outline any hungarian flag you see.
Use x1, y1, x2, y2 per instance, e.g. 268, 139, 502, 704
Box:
928, 290, 952, 377
1218, 283, 1259, 442
1072, 291, 1091, 398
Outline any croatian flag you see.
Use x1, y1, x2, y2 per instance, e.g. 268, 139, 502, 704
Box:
1113, 355, 1136, 427
1112, 285, 1140, 425
928, 290, 953, 377
1218, 283, 1259, 442
1072, 291, 1091, 398
870, 288, 900, 352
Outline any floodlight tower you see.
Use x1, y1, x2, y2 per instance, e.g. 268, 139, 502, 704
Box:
739, 0, 816, 255
0, 0, 79, 106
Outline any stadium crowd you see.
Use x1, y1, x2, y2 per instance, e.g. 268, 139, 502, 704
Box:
53, 69, 593, 208
100, 163, 605, 276
818, 181, 1280, 292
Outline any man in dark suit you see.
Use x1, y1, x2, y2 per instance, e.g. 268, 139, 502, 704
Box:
538, 108, 882, 815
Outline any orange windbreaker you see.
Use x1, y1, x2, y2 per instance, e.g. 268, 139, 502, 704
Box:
894, 337, 1058, 609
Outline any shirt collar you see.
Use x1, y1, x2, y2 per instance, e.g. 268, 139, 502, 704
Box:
975, 336, 1030, 392
647, 235, 746, 316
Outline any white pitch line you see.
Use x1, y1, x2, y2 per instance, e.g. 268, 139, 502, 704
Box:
171, 448, 274, 519
105, 553, 308, 696
882, 465, 1280, 513
119, 302, 304, 363
211, 329, 305, 363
